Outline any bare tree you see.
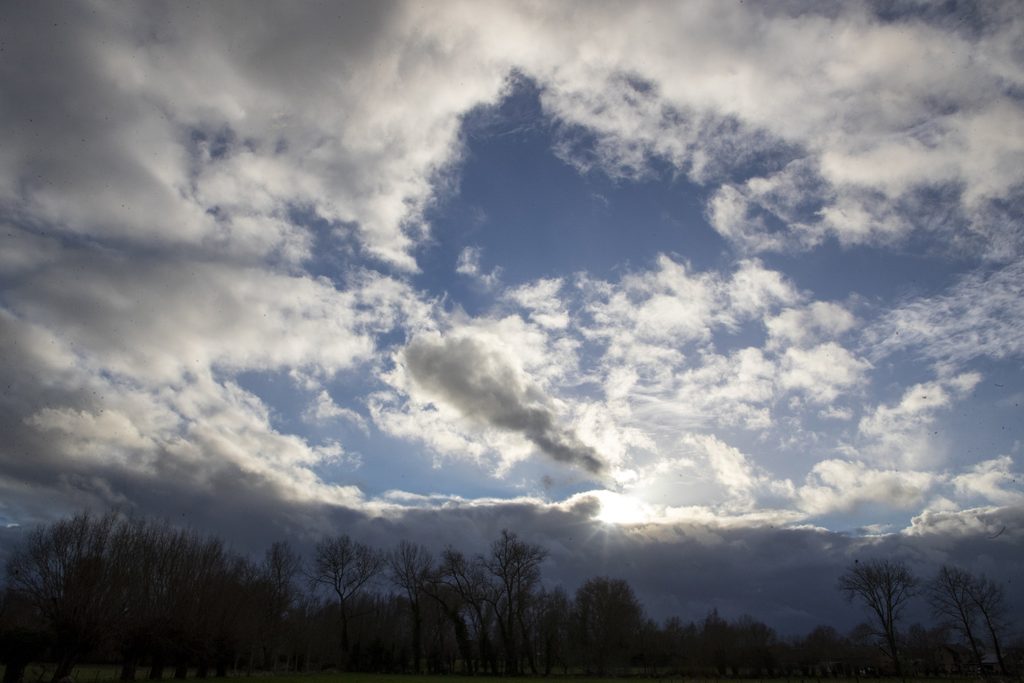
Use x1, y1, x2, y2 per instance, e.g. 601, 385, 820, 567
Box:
106, 516, 167, 681
927, 566, 984, 670
4, 511, 121, 681
534, 586, 571, 675
838, 558, 917, 676
255, 541, 302, 671
573, 576, 643, 675
483, 529, 547, 674
388, 540, 433, 673
308, 534, 383, 658
436, 547, 494, 674
965, 574, 1009, 675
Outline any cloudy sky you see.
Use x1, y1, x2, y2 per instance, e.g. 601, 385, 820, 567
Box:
2, 1, 1023, 631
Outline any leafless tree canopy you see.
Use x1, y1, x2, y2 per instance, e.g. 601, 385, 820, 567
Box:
928, 565, 984, 669
838, 558, 917, 676
307, 534, 384, 656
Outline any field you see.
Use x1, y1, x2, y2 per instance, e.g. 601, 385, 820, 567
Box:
0, 667, 997, 683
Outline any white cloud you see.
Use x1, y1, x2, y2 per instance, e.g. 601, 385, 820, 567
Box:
506, 278, 570, 330
767, 301, 857, 349
1, 3, 512, 271
779, 342, 871, 404
585, 254, 799, 355
858, 372, 981, 468
588, 255, 721, 347
707, 185, 790, 253
951, 455, 1024, 506
305, 390, 369, 434
904, 505, 1024, 540
865, 260, 1024, 365
456, 246, 502, 288
724, 258, 801, 322
649, 347, 777, 431
6, 254, 398, 384
468, 1, 1024, 257
7, 1, 1023, 270
798, 459, 937, 516
689, 433, 759, 500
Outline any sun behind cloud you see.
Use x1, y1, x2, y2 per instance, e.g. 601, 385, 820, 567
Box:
593, 490, 656, 526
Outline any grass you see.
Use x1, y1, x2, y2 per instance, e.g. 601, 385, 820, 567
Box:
0, 668, 994, 683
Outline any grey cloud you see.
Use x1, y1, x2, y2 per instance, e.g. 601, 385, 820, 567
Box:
358, 502, 1024, 634
403, 336, 605, 475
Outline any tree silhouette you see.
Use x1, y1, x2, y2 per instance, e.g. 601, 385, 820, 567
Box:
483, 529, 546, 674
838, 558, 917, 676
927, 565, 984, 670
387, 540, 433, 673
307, 535, 383, 658
965, 573, 1009, 674
437, 547, 495, 673
573, 576, 643, 675
4, 511, 120, 681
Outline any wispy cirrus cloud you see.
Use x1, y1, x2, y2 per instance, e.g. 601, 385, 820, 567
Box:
864, 259, 1024, 365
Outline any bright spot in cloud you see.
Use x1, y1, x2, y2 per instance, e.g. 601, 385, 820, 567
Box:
594, 490, 655, 525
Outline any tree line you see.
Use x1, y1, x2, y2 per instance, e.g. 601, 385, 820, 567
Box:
0, 511, 1019, 682
838, 558, 1014, 678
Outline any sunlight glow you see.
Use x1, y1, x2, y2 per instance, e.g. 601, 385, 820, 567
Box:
594, 491, 654, 525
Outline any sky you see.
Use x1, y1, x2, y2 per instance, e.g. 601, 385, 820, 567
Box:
1, 0, 1023, 633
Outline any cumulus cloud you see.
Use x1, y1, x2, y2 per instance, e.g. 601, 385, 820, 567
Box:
649, 347, 777, 430
505, 278, 570, 330
0, 240, 428, 526
798, 459, 936, 516
5, 253, 386, 384
496, 1, 1024, 258
857, 372, 981, 468
584, 254, 800, 355
0, 2, 515, 271
767, 301, 857, 349
951, 456, 1024, 507
779, 342, 871, 404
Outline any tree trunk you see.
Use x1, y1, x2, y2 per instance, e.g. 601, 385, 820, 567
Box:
411, 607, 422, 674
149, 650, 165, 680
963, 626, 984, 670
339, 606, 351, 668
51, 652, 76, 683
214, 657, 228, 678
980, 615, 1007, 675
3, 660, 28, 683
120, 659, 138, 682
885, 621, 901, 677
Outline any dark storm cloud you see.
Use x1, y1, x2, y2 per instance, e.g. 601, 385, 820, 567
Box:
361, 502, 1024, 634
403, 335, 606, 474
